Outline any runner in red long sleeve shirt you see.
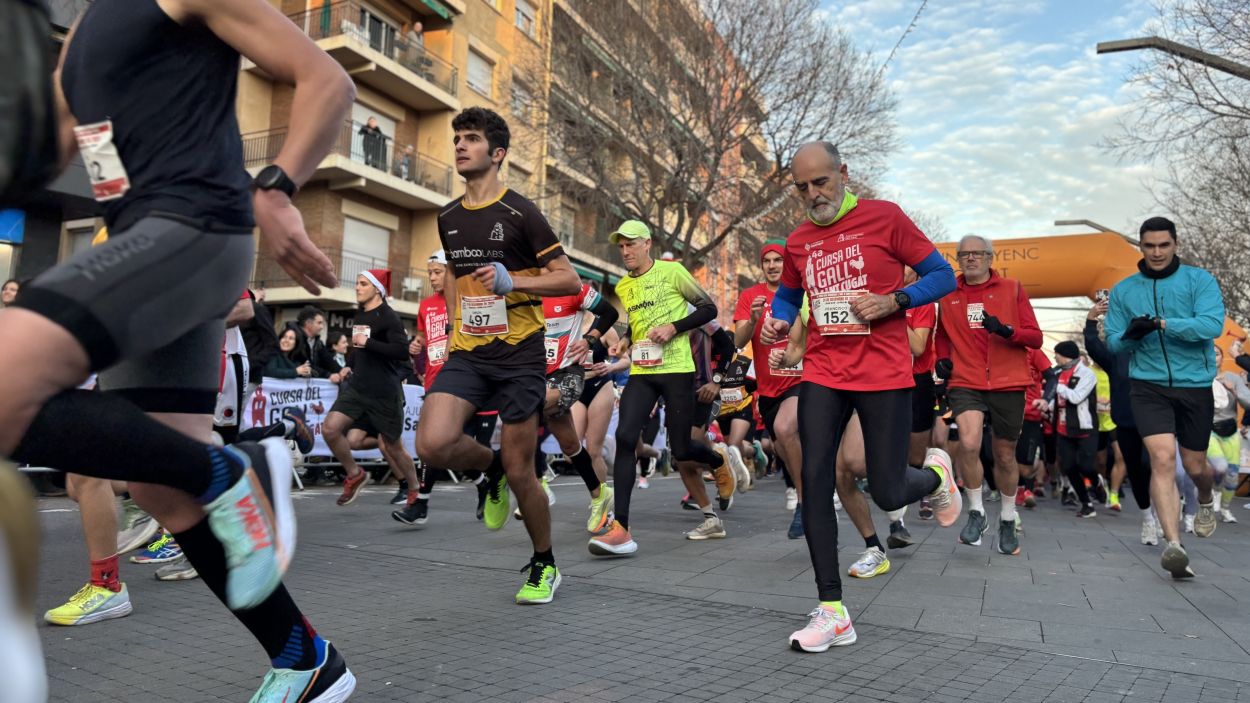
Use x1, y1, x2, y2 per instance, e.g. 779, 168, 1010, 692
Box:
934, 235, 1042, 556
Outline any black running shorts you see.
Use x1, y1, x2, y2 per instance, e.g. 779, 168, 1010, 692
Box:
429, 352, 545, 424
947, 387, 1026, 441
1130, 381, 1213, 452
331, 384, 403, 441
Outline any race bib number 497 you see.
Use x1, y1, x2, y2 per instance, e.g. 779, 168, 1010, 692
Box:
461, 295, 508, 336
811, 290, 870, 336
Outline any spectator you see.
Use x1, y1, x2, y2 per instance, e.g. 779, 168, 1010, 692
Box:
327, 330, 350, 383
265, 328, 312, 379
359, 116, 388, 169
1051, 341, 1100, 518
240, 292, 279, 391
295, 305, 335, 377
1, 279, 19, 307
394, 144, 416, 181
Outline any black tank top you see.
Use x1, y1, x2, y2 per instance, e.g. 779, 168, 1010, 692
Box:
61, 0, 253, 232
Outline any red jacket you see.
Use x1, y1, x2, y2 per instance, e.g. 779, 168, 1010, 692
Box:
1023, 347, 1052, 422
936, 270, 1043, 391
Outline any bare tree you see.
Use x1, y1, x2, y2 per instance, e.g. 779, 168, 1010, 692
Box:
536, 0, 896, 271
1106, 0, 1250, 321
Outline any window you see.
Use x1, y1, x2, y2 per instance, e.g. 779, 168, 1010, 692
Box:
515, 0, 537, 38
357, 5, 398, 57
467, 50, 494, 97
342, 216, 391, 286
511, 79, 533, 122
60, 219, 96, 262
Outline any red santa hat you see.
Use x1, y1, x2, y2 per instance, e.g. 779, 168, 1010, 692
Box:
361, 268, 391, 298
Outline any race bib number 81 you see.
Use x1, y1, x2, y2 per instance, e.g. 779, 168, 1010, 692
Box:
631, 340, 663, 367
811, 290, 870, 336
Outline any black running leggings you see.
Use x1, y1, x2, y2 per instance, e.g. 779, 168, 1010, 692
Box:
1059, 434, 1098, 506
1117, 424, 1150, 510
799, 384, 941, 602
613, 372, 723, 528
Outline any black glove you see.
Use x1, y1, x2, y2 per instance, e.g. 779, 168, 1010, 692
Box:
935, 358, 953, 380
982, 314, 1013, 339
1121, 315, 1160, 341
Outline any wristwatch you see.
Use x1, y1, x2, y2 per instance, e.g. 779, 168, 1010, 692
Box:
891, 290, 911, 310
712, 372, 724, 384
253, 164, 298, 198
582, 333, 598, 344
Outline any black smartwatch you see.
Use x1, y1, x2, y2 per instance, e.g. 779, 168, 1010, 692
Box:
891, 290, 911, 310
253, 164, 298, 198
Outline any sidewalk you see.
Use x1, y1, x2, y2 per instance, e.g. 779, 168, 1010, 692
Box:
35, 474, 1250, 702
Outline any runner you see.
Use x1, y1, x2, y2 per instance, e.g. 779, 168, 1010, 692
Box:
1105, 216, 1225, 578
1090, 356, 1125, 512
1014, 347, 1052, 511
935, 234, 1042, 555
320, 270, 422, 525
6, 0, 357, 697
570, 326, 629, 522
1085, 299, 1158, 543
415, 107, 580, 604
674, 317, 738, 537
758, 141, 960, 652
714, 350, 757, 492
734, 241, 805, 539
1050, 341, 1100, 517
588, 219, 730, 556
1209, 344, 1248, 522
539, 279, 619, 533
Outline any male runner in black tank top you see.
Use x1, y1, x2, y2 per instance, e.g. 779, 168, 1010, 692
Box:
5, 0, 358, 700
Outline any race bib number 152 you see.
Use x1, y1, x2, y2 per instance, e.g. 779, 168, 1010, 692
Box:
811, 290, 870, 336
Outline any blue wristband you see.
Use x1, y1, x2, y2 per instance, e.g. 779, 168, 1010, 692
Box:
490, 262, 514, 295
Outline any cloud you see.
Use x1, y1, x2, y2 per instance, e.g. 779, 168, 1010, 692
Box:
823, 0, 1162, 240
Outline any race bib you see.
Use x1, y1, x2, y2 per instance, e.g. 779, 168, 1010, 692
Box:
352, 325, 371, 347
74, 120, 130, 202
428, 339, 447, 365
544, 337, 560, 366
811, 290, 869, 336
631, 340, 663, 367
967, 303, 985, 329
461, 295, 508, 336
774, 356, 803, 377
719, 386, 745, 405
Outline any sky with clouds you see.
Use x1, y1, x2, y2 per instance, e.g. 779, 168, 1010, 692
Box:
824, 0, 1161, 242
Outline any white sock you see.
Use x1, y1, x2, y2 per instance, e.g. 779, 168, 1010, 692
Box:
699, 504, 716, 519
1000, 499, 1017, 522
886, 507, 906, 522
967, 485, 984, 514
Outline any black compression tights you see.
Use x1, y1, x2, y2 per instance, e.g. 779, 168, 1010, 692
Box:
612, 372, 723, 528
1117, 425, 1150, 510
798, 383, 941, 602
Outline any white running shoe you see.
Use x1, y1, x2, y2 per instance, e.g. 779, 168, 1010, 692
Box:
785, 487, 798, 511
1183, 514, 1195, 534
685, 516, 727, 540
727, 446, 750, 492
789, 604, 856, 652
847, 547, 890, 578
116, 499, 161, 554
1140, 516, 1159, 546
1220, 509, 1237, 523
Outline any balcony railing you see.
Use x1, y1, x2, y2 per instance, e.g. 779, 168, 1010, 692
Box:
252, 247, 432, 303
289, 1, 458, 97
242, 120, 454, 196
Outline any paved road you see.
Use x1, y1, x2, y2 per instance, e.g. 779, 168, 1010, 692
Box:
33, 472, 1250, 702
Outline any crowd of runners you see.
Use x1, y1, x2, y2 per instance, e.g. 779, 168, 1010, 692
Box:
2, 2, 1247, 701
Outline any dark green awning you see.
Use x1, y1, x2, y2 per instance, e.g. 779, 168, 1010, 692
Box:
420, 0, 452, 21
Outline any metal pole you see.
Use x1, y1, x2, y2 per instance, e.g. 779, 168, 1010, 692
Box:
1096, 37, 1250, 81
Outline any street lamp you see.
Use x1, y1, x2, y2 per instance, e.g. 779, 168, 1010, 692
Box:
1054, 219, 1138, 246
1096, 37, 1250, 81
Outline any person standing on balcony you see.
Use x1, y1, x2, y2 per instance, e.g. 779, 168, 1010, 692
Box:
359, 116, 388, 169
394, 144, 416, 182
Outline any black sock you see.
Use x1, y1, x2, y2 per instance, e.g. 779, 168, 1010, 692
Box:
570, 448, 600, 492
173, 518, 322, 671
487, 449, 505, 480
14, 389, 235, 499
865, 534, 884, 552
533, 548, 555, 565
1022, 477, 1036, 491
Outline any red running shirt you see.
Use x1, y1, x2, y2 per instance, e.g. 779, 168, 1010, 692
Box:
906, 303, 937, 375
734, 283, 801, 399
779, 199, 937, 391
417, 293, 449, 389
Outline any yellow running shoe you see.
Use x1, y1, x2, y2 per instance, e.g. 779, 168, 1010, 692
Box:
587, 484, 614, 534
44, 583, 132, 626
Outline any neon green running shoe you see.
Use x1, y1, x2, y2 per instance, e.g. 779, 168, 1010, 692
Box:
483, 473, 511, 530
44, 583, 132, 626
515, 560, 561, 604
587, 484, 614, 534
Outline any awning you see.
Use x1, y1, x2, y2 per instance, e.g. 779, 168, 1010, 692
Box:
419, 0, 452, 21
573, 262, 621, 287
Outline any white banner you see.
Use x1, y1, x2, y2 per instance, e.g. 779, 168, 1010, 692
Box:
242, 377, 424, 459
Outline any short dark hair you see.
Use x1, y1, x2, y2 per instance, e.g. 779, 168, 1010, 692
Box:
1139, 216, 1177, 241
296, 305, 325, 326
452, 107, 510, 166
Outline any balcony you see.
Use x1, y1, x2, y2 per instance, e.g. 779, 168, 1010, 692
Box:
242, 120, 454, 211
251, 247, 432, 312
246, 2, 460, 113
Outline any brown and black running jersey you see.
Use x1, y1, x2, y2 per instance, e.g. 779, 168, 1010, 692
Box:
437, 188, 564, 368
